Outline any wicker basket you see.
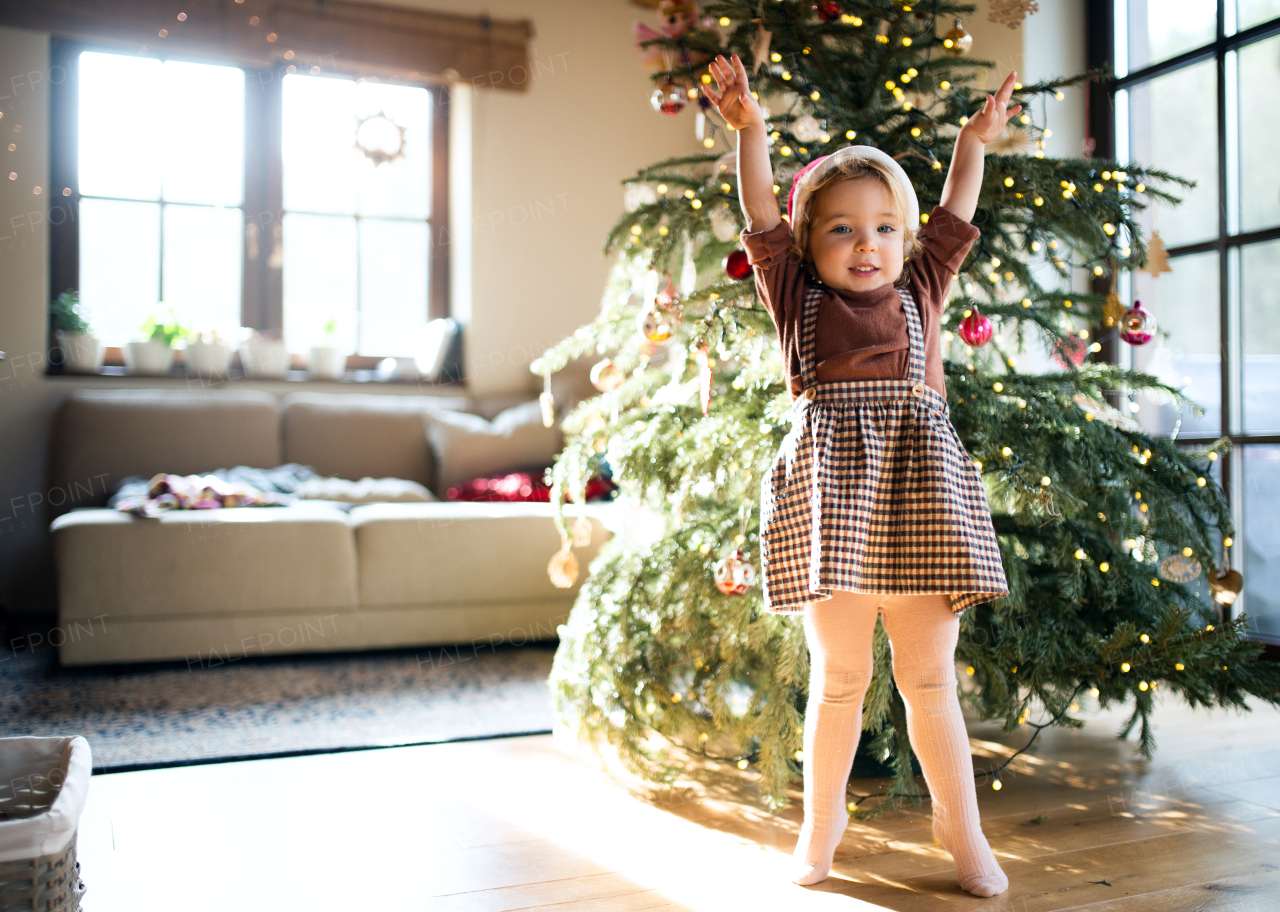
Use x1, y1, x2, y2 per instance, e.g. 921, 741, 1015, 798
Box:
0, 737, 91, 912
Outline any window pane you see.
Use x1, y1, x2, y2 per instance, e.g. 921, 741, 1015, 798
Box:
1133, 251, 1221, 436
282, 75, 358, 215
1237, 0, 1280, 30
282, 213, 357, 355
1127, 61, 1219, 246
161, 61, 244, 206
1127, 0, 1216, 71
1239, 36, 1280, 232
78, 52, 161, 201
358, 219, 429, 356
1243, 446, 1280, 642
1241, 239, 1280, 433
78, 199, 160, 345
354, 82, 431, 219
162, 205, 243, 339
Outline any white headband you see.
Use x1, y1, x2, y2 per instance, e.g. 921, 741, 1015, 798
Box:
787, 145, 921, 230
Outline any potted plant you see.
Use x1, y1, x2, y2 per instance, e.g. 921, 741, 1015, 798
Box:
125, 309, 186, 375
308, 318, 345, 380
50, 290, 103, 373
240, 329, 290, 378
185, 329, 234, 376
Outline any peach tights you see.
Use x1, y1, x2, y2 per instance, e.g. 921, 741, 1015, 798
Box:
790, 590, 1008, 897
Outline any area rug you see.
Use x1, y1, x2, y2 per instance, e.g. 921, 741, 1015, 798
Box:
0, 642, 558, 772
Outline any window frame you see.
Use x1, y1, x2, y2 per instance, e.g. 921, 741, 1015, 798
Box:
1095, 1, 1280, 642
48, 37, 451, 368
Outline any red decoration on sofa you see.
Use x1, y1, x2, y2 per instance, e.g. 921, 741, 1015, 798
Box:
446, 471, 616, 503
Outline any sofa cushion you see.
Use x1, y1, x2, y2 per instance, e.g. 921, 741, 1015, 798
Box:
51, 504, 358, 620
280, 393, 469, 490
50, 390, 280, 511
349, 502, 606, 607
426, 400, 563, 493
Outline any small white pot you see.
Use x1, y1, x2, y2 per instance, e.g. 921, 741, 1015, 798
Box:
241, 336, 290, 378
124, 339, 175, 375
308, 345, 345, 380
55, 331, 104, 373
185, 339, 234, 376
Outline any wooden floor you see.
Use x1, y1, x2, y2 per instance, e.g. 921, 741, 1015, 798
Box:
77, 688, 1280, 911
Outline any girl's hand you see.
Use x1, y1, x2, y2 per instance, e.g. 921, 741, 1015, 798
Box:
703, 54, 766, 131
962, 70, 1024, 145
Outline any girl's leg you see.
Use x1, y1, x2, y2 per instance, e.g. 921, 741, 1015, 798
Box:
879, 594, 1008, 897
792, 590, 881, 885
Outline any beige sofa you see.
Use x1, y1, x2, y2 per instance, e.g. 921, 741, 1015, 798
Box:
48, 389, 609, 666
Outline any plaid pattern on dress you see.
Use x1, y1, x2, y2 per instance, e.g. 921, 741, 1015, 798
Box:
760, 281, 1009, 615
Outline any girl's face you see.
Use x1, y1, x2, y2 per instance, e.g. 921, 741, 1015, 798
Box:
806, 177, 905, 293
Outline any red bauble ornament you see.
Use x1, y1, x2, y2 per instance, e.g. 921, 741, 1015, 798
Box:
958, 307, 993, 348
650, 81, 688, 115
1051, 334, 1088, 369
724, 249, 752, 280
1120, 300, 1155, 345
714, 548, 757, 595
813, 1, 842, 20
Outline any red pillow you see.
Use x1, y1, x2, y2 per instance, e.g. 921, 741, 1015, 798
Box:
446, 471, 614, 503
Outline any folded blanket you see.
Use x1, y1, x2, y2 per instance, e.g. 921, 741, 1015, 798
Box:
110, 464, 321, 518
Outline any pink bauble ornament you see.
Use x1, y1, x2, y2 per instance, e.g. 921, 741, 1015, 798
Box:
1051, 334, 1087, 369
724, 249, 751, 280
714, 548, 757, 595
590, 359, 624, 393
651, 81, 688, 115
1120, 301, 1155, 345
958, 307, 993, 348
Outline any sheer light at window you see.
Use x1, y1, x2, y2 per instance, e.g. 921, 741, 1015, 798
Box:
281, 74, 433, 356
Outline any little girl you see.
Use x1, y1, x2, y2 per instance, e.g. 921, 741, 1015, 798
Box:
706, 54, 1019, 896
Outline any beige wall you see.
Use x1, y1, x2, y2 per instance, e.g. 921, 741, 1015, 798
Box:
0, 1, 1087, 616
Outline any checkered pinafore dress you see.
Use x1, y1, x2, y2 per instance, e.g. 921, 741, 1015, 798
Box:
759, 280, 1008, 614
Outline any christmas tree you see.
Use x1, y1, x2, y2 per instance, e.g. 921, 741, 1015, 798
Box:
530, 1, 1280, 815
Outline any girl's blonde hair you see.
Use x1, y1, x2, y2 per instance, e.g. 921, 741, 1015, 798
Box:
787, 156, 921, 288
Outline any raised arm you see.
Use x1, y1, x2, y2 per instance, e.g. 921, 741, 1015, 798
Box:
705, 54, 780, 233
939, 70, 1023, 223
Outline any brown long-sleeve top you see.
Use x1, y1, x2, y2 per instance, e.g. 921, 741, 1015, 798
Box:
741, 204, 980, 401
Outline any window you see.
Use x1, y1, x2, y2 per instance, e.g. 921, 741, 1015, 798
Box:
1111, 1, 1280, 641
51, 40, 450, 363
75, 52, 245, 346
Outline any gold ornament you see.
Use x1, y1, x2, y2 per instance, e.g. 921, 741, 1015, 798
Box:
571, 515, 593, 547
988, 0, 1039, 29
750, 21, 773, 75
590, 358, 625, 393
942, 19, 973, 57
1159, 554, 1202, 583
639, 308, 678, 342
987, 126, 1035, 155
1143, 231, 1173, 277
547, 536, 579, 588
1209, 566, 1242, 606
1103, 286, 1127, 327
